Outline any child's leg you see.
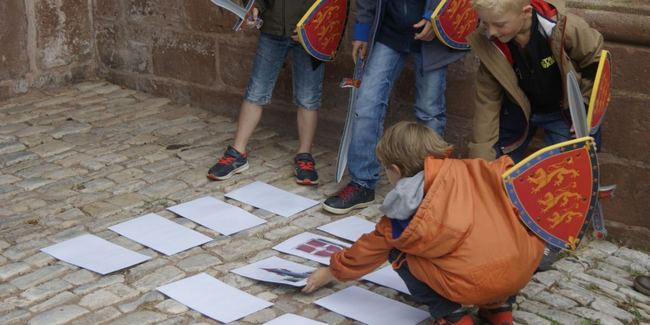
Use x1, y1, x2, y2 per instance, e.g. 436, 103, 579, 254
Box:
346, 42, 409, 190
234, 33, 293, 152
536, 109, 572, 147
496, 97, 537, 164
289, 40, 324, 154
412, 54, 447, 137
387, 249, 464, 322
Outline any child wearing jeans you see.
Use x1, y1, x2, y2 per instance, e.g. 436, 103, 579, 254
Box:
208, 0, 323, 185
304, 121, 545, 325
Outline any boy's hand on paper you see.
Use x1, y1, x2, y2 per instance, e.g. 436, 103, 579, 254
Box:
414, 19, 435, 41
302, 268, 335, 293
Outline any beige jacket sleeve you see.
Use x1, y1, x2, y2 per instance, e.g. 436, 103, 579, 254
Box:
468, 63, 504, 161
563, 13, 604, 103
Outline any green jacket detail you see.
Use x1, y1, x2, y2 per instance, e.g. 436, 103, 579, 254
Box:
255, 0, 316, 36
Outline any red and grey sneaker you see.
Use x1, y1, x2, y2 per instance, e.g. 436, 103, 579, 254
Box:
207, 146, 249, 180
478, 305, 513, 325
322, 182, 374, 214
434, 311, 473, 325
294, 153, 319, 185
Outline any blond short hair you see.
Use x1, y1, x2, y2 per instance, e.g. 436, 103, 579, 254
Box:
471, 0, 530, 14
376, 121, 453, 177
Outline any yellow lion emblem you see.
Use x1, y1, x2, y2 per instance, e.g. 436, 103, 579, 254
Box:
537, 182, 583, 213
527, 157, 579, 194
547, 204, 582, 229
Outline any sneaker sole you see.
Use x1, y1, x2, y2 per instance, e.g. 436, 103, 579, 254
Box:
294, 170, 319, 185
322, 200, 374, 215
207, 163, 249, 181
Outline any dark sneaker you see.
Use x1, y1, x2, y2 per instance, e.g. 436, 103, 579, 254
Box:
478, 305, 513, 325
433, 311, 473, 325
207, 146, 249, 180
536, 246, 557, 273
323, 183, 374, 214
294, 153, 319, 185
634, 275, 650, 296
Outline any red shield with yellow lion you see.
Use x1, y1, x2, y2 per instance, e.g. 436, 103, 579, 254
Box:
502, 137, 599, 251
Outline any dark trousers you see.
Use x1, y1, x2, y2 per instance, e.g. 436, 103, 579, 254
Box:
388, 249, 516, 320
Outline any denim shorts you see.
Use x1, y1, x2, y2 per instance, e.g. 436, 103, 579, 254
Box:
244, 32, 324, 110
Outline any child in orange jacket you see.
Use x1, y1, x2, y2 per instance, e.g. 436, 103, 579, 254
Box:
303, 121, 545, 325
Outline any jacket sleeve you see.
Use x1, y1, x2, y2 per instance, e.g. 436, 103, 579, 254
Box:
468, 63, 503, 161
329, 227, 394, 282
563, 13, 604, 102
353, 0, 377, 41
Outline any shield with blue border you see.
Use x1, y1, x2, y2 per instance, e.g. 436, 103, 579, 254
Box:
587, 50, 612, 135
502, 137, 599, 251
430, 0, 478, 50
296, 0, 350, 61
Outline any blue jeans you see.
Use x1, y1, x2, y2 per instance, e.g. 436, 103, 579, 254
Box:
245, 33, 324, 110
388, 249, 516, 321
348, 42, 448, 189
496, 98, 603, 164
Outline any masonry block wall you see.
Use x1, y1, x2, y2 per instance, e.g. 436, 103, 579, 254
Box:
0, 0, 648, 248
0, 0, 96, 101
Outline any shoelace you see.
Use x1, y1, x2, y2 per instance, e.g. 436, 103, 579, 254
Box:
296, 160, 314, 171
218, 156, 236, 165
337, 185, 360, 199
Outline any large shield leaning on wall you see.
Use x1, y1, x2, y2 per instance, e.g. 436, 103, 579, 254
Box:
297, 0, 350, 61
587, 50, 612, 135
502, 137, 599, 251
430, 0, 479, 50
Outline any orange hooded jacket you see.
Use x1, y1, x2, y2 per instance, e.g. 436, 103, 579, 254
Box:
329, 156, 545, 306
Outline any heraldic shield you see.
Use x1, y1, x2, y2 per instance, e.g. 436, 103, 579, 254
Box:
431, 0, 478, 50
587, 50, 612, 135
502, 137, 599, 251
297, 0, 350, 61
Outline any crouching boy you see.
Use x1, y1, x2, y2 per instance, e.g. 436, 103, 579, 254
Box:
303, 121, 545, 325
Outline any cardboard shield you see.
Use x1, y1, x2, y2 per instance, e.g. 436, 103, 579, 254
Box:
430, 0, 478, 50
502, 137, 599, 251
587, 50, 612, 135
297, 0, 350, 61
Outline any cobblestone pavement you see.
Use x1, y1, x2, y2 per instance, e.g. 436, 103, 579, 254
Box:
0, 81, 648, 325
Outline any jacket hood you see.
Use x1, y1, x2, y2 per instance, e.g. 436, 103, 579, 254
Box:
379, 170, 425, 221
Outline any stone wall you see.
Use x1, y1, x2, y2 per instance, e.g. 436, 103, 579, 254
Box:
0, 0, 97, 100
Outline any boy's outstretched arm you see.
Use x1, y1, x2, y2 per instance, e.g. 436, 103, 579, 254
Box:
302, 268, 335, 293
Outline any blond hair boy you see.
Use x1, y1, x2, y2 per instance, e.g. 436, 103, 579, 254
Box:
304, 121, 544, 325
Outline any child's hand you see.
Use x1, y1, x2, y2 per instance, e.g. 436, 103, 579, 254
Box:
302, 268, 335, 293
244, 8, 260, 28
414, 19, 435, 41
352, 40, 368, 64
292, 28, 300, 42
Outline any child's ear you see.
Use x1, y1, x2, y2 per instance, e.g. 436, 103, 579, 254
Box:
390, 164, 402, 179
522, 4, 533, 17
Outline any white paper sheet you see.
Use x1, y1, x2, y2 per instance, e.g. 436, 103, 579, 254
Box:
315, 286, 429, 325
317, 216, 376, 242
167, 196, 266, 235
108, 213, 212, 256
263, 314, 327, 325
362, 266, 411, 295
225, 181, 319, 218
231, 256, 316, 287
40, 234, 151, 275
272, 232, 351, 265
157, 273, 273, 323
